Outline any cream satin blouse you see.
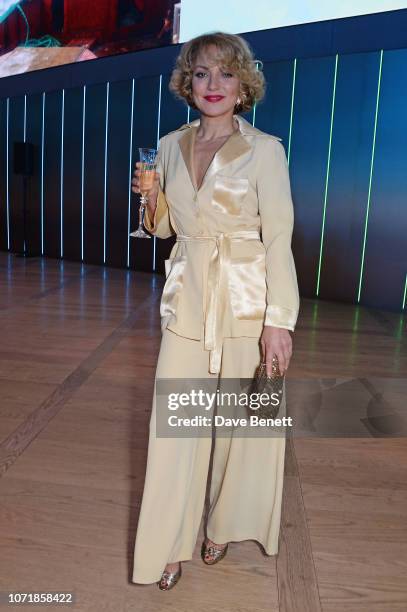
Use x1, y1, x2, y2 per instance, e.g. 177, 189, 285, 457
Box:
135, 113, 300, 374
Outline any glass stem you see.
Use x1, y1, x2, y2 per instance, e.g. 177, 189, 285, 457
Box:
139, 193, 148, 227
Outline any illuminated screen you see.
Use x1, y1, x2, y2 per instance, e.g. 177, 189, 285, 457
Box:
180, 0, 407, 40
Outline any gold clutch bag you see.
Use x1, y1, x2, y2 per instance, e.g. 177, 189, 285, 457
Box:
246, 356, 285, 420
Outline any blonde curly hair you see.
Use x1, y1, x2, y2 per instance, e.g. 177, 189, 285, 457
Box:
168, 32, 266, 114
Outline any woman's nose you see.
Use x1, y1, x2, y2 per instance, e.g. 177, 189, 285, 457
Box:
207, 74, 221, 90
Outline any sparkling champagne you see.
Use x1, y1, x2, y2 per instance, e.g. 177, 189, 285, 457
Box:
139, 168, 156, 193
130, 147, 158, 239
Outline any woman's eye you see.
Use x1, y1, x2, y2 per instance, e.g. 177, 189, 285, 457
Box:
195, 72, 206, 78
223, 72, 233, 78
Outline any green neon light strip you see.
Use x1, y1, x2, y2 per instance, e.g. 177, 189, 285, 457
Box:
357, 49, 383, 302
402, 273, 407, 310
316, 54, 338, 296
287, 58, 296, 166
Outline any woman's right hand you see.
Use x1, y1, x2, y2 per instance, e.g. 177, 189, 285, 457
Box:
131, 161, 160, 216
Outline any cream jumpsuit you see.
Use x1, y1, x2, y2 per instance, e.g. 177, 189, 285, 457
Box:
131, 114, 300, 584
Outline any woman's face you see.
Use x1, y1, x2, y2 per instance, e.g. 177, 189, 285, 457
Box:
191, 45, 241, 118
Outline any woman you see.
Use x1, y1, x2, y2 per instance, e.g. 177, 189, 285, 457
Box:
131, 32, 300, 590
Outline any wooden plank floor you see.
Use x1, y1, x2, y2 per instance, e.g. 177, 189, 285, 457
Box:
0, 252, 406, 612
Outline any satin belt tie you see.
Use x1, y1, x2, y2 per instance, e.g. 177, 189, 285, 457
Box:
176, 230, 261, 374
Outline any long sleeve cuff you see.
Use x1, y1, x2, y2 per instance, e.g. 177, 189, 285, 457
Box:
264, 304, 298, 330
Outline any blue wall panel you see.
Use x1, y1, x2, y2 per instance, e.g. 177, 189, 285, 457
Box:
318, 52, 380, 303
62, 87, 83, 262
105, 79, 133, 269
8, 96, 25, 254
83, 83, 107, 265
288, 56, 337, 299
43, 90, 62, 259
255, 59, 294, 144
159, 74, 189, 136
361, 49, 407, 311
25, 93, 43, 257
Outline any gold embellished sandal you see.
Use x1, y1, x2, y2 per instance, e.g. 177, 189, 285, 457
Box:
157, 562, 182, 591
201, 539, 229, 565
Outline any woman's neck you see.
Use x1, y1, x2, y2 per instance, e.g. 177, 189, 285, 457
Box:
196, 112, 239, 141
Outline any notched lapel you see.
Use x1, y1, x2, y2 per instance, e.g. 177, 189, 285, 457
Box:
178, 125, 252, 192
207, 130, 251, 184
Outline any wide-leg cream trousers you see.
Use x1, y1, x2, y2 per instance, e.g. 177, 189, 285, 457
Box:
132, 327, 286, 584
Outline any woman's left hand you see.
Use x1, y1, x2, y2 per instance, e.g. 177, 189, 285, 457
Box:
260, 326, 293, 376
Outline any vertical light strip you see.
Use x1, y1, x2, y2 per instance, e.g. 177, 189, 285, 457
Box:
127, 78, 135, 268
6, 98, 10, 249
23, 95, 27, 142
287, 58, 297, 166
103, 82, 110, 264
41, 93, 45, 255
357, 50, 383, 303
187, 106, 190, 123
156, 75, 162, 153
23, 95, 27, 253
402, 273, 407, 310
60, 89, 65, 258
41, 91, 45, 255
81, 85, 86, 261
153, 74, 162, 272
316, 54, 338, 296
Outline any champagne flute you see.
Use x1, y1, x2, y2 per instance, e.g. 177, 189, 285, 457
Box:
131, 147, 158, 238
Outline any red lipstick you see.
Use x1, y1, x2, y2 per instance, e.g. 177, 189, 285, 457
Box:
204, 95, 225, 102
